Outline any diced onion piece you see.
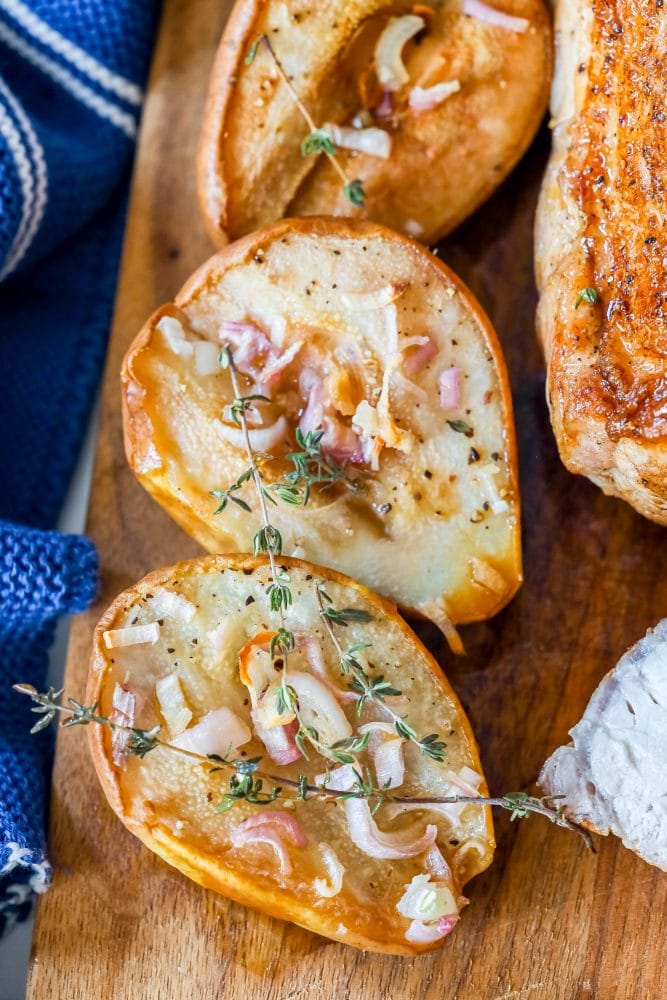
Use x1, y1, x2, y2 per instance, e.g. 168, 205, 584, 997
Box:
344, 798, 437, 859
470, 557, 507, 594
150, 588, 196, 624
171, 706, 251, 756
462, 0, 529, 33
374, 15, 425, 91
155, 673, 192, 737
396, 873, 458, 921
323, 122, 391, 159
405, 916, 459, 943
474, 461, 510, 514
256, 719, 301, 765
313, 843, 345, 898
207, 620, 231, 651
110, 684, 136, 766
340, 283, 404, 310
299, 384, 364, 463
192, 340, 221, 375
103, 622, 160, 649
261, 340, 304, 383
438, 367, 461, 410
157, 315, 193, 357
445, 766, 483, 796
408, 80, 460, 112
214, 415, 289, 452
403, 336, 438, 376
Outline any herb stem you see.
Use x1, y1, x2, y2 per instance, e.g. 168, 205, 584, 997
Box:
254, 34, 353, 191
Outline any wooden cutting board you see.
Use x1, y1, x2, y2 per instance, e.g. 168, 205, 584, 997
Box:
26, 1, 666, 997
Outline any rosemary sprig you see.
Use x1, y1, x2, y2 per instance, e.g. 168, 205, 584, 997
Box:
245, 34, 364, 208
13, 684, 594, 850
315, 584, 447, 762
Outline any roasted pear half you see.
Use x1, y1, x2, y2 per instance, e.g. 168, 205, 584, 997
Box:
122, 218, 521, 634
198, 0, 552, 245
88, 554, 494, 955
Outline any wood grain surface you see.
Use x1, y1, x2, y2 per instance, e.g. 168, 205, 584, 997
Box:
26, 1, 666, 997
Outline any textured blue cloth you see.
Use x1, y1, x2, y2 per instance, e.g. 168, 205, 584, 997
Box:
0, 0, 158, 934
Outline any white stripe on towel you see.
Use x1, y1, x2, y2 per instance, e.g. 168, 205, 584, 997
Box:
0, 20, 137, 138
0, 0, 142, 105
0, 76, 48, 280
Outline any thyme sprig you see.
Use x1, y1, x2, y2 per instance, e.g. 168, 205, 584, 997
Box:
13, 684, 594, 849
245, 33, 364, 208
315, 584, 447, 762
281, 428, 364, 505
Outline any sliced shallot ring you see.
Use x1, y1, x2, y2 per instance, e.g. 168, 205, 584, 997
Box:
298, 634, 359, 703
237, 810, 307, 846
408, 80, 460, 112
461, 0, 529, 33
313, 843, 345, 898
323, 123, 391, 159
214, 415, 289, 452
344, 797, 437, 859
374, 15, 425, 91
229, 824, 292, 874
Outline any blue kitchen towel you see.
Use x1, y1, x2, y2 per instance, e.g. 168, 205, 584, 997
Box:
0, 0, 158, 935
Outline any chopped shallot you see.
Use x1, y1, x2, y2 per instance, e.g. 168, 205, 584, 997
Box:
299, 634, 358, 704
313, 843, 345, 898
340, 283, 404, 310
171, 706, 251, 756
261, 340, 304, 384
438, 367, 461, 410
206, 620, 231, 651
150, 588, 196, 624
155, 673, 192, 737
374, 15, 425, 91
236, 810, 308, 846
103, 622, 160, 649
403, 336, 438, 376
359, 721, 405, 788
193, 340, 220, 375
408, 80, 460, 112
323, 122, 391, 159
256, 718, 301, 765
110, 684, 135, 766
157, 315, 193, 357
462, 0, 529, 33
299, 384, 364, 463
215, 415, 289, 453
229, 811, 307, 874
396, 873, 458, 922
405, 916, 459, 943
219, 320, 270, 378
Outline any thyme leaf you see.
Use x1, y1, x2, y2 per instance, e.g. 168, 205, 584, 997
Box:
301, 128, 336, 156
343, 179, 365, 207
575, 286, 600, 309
